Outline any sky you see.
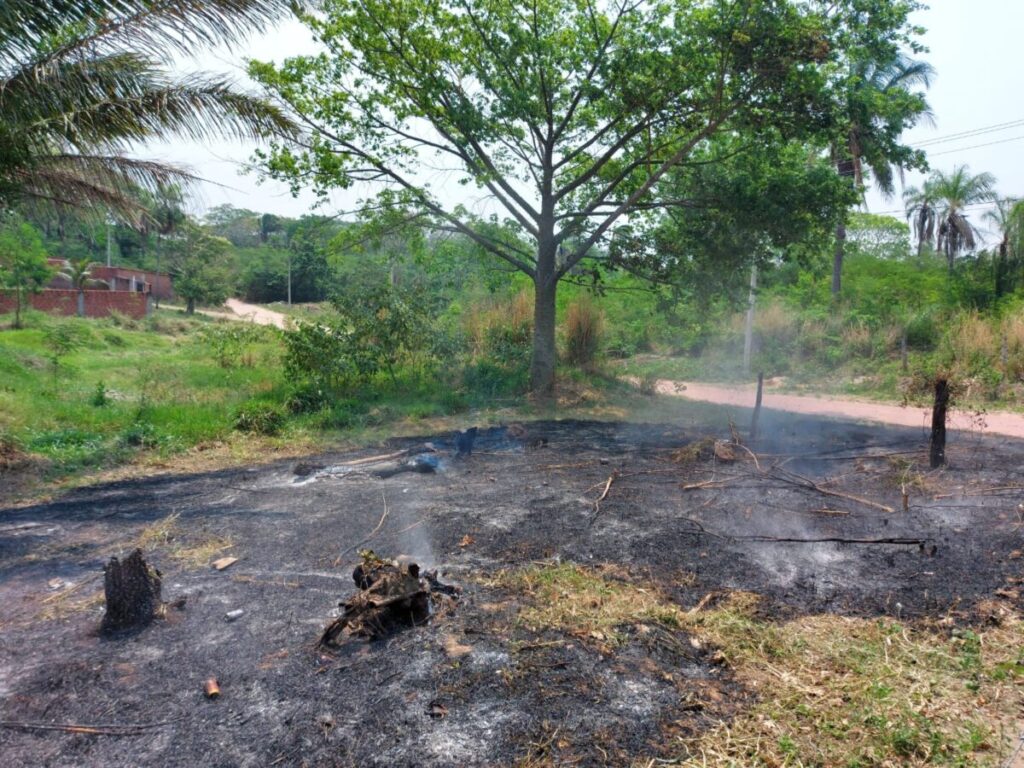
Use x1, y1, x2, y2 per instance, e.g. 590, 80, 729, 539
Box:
159, 2, 1024, 245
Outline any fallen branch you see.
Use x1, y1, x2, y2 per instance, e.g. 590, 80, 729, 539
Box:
334, 492, 390, 566
588, 471, 619, 527
0, 717, 181, 735
771, 468, 894, 513
595, 473, 617, 505
733, 443, 763, 472
934, 485, 1024, 499
340, 450, 408, 467
737, 535, 925, 546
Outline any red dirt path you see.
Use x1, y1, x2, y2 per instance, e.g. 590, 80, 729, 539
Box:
657, 379, 1024, 439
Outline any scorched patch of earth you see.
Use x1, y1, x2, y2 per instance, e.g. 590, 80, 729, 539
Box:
1, 414, 1023, 766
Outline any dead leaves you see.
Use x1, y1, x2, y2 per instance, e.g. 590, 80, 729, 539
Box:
443, 633, 473, 658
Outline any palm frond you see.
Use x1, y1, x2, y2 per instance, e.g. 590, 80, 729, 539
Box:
10, 155, 199, 225
0, 1, 303, 66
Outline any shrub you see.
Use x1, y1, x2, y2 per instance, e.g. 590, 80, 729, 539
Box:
563, 296, 604, 368
106, 310, 139, 330
285, 383, 329, 414
199, 323, 271, 368
118, 421, 160, 449
904, 310, 940, 350
233, 401, 285, 436
90, 381, 110, 407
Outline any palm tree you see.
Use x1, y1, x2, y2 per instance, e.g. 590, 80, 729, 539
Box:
903, 179, 939, 257
984, 197, 1024, 296
831, 54, 935, 296
926, 166, 997, 272
57, 257, 110, 317
0, 1, 297, 221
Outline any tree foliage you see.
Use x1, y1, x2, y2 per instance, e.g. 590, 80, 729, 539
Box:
0, 214, 52, 327
163, 223, 234, 312
251, 0, 923, 394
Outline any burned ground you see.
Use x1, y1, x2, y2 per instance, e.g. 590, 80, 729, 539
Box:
0, 412, 1022, 766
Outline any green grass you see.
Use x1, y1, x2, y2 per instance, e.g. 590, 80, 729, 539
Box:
1, 307, 730, 501
0, 309, 289, 481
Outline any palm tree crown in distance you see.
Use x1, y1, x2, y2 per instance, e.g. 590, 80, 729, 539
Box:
904, 165, 997, 271
0, 1, 299, 222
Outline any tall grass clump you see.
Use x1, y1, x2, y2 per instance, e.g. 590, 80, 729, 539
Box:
562, 295, 604, 368
464, 289, 533, 365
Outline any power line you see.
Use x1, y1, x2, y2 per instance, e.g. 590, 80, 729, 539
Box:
912, 118, 1024, 148
926, 133, 1024, 158
868, 198, 1014, 217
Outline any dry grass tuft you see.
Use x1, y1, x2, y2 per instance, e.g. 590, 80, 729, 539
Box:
489, 562, 686, 645
494, 563, 1024, 767
136, 513, 233, 569
465, 290, 534, 358
563, 296, 604, 368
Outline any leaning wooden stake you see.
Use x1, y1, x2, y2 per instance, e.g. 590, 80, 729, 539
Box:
930, 378, 949, 469
101, 548, 162, 634
750, 372, 764, 440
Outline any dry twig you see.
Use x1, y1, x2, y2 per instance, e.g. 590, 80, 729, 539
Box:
334, 492, 390, 566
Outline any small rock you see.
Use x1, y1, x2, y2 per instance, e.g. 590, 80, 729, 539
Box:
225, 609, 244, 621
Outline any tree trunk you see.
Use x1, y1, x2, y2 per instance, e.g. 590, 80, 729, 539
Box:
531, 273, 558, 397
77, 290, 85, 318
832, 218, 846, 298
742, 264, 757, 375
14, 286, 22, 329
101, 548, 162, 634
186, 297, 195, 315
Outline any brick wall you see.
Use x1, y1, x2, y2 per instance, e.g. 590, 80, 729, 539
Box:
0, 289, 151, 319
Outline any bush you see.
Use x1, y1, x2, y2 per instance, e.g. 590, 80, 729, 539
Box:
90, 381, 110, 407
462, 359, 529, 398
233, 401, 285, 436
285, 383, 329, 414
563, 296, 604, 368
199, 323, 272, 368
118, 421, 160, 449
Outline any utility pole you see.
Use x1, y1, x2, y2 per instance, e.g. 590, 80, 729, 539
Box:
106, 220, 113, 266
742, 264, 758, 375
287, 252, 292, 306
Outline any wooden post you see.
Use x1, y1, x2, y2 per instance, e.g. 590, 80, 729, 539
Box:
750, 372, 764, 440
929, 378, 949, 469
742, 264, 757, 375
900, 330, 908, 373
101, 549, 162, 634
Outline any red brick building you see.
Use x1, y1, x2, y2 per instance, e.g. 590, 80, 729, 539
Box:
0, 261, 174, 320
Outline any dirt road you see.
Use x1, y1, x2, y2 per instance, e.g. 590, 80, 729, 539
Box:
223, 298, 289, 328
658, 379, 1024, 439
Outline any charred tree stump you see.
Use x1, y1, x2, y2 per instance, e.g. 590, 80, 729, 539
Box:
930, 378, 949, 469
101, 548, 162, 634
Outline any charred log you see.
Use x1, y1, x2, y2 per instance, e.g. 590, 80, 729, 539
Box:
101, 549, 162, 634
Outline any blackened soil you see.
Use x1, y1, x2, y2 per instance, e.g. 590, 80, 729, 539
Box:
1, 412, 1022, 767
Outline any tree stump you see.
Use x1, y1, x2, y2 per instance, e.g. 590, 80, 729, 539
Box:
101, 548, 162, 634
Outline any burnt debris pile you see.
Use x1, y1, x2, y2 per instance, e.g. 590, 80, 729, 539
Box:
320, 552, 459, 647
